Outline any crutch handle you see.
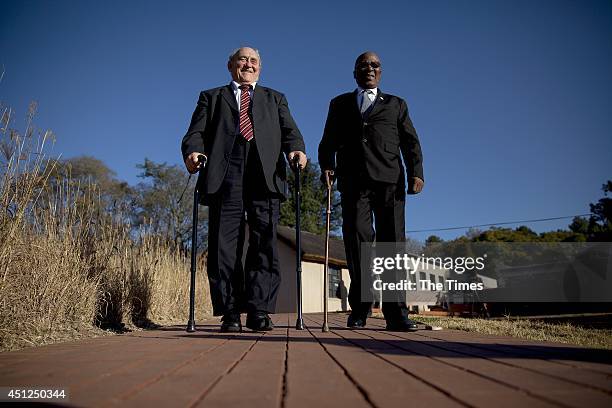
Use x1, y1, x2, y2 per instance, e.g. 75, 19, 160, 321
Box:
324, 170, 334, 188
196, 154, 207, 168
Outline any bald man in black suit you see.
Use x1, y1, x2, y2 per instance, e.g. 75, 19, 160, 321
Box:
318, 51, 424, 331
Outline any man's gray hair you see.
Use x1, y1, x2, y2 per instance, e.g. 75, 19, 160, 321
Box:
228, 47, 262, 65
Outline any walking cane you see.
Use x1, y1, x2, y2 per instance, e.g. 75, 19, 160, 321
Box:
293, 156, 304, 330
322, 170, 334, 332
187, 154, 207, 333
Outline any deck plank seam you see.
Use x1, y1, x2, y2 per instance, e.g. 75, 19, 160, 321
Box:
356, 329, 573, 408
301, 317, 378, 408
361, 315, 612, 376
114, 338, 232, 402
319, 315, 571, 407
406, 331, 612, 395
187, 331, 266, 408
317, 323, 476, 408
329, 314, 612, 394
280, 315, 290, 408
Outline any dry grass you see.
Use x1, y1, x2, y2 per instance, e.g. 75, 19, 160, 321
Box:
0, 104, 211, 352
411, 315, 612, 350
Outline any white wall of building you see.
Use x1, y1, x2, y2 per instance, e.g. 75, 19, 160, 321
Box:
275, 239, 350, 313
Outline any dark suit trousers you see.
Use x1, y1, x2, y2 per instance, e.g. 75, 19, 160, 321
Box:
341, 179, 409, 322
207, 136, 281, 316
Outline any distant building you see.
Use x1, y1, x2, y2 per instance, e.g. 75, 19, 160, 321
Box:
275, 227, 458, 313
275, 226, 350, 313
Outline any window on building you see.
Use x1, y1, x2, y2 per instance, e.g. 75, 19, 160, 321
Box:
438, 275, 445, 286
419, 272, 427, 288
329, 266, 342, 299
407, 271, 416, 283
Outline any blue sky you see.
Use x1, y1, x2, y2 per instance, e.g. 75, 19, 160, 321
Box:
1, 0, 611, 241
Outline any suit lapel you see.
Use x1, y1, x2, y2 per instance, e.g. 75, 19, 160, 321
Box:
252, 85, 264, 124
349, 90, 363, 121
221, 84, 238, 112
251, 85, 266, 143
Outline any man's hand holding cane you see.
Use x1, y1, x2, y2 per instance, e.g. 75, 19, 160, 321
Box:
288, 151, 307, 170
185, 152, 207, 174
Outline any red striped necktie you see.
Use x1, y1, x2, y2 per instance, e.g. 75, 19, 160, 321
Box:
239, 85, 254, 141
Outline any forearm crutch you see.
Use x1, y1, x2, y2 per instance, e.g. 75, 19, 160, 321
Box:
293, 157, 304, 330
186, 154, 207, 333
322, 170, 334, 332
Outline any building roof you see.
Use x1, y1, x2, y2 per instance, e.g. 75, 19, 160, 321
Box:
277, 225, 347, 268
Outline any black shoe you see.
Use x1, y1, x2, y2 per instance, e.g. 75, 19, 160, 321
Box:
385, 318, 418, 332
220, 312, 242, 333
246, 311, 274, 331
347, 313, 367, 328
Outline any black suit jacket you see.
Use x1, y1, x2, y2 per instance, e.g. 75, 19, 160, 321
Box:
318, 89, 424, 193
182, 84, 305, 200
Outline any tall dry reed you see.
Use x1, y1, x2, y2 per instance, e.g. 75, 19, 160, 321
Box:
0, 104, 211, 352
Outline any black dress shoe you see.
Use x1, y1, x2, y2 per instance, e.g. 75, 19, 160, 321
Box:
220, 313, 242, 333
347, 313, 367, 328
385, 318, 418, 332
246, 311, 274, 331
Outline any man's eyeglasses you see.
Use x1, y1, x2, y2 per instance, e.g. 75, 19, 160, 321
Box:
356, 61, 381, 70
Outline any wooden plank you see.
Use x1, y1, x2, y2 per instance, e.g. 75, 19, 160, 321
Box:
302, 315, 464, 408
409, 330, 612, 393
74, 331, 260, 406
325, 317, 611, 408
284, 314, 371, 408
315, 314, 560, 408
193, 315, 287, 408
405, 325, 612, 375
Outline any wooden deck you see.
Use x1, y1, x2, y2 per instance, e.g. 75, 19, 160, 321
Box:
1, 313, 611, 407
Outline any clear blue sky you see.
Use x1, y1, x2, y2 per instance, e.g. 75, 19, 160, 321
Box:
2, 0, 611, 242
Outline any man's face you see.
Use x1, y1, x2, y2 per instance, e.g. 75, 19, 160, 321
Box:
353, 52, 382, 89
228, 47, 260, 84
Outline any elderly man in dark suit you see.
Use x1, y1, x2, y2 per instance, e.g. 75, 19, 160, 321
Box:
318, 51, 424, 331
182, 47, 307, 332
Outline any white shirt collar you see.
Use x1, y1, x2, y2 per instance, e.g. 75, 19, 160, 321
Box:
231, 81, 257, 91
357, 86, 378, 97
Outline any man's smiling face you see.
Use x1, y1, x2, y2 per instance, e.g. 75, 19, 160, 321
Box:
228, 47, 260, 85
354, 52, 382, 89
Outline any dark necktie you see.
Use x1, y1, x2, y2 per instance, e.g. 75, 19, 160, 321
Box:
239, 85, 254, 141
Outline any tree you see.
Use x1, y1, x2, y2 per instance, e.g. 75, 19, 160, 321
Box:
539, 229, 585, 242
473, 226, 536, 242
569, 216, 589, 235
404, 237, 424, 254
279, 161, 342, 236
425, 235, 443, 246
588, 180, 612, 241
133, 158, 207, 248
56, 156, 132, 213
